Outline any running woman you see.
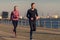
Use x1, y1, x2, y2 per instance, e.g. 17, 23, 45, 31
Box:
10, 6, 19, 37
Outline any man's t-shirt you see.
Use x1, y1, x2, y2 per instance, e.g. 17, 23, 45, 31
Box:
27, 8, 38, 21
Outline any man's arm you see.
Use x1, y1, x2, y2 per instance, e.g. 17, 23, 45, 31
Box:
36, 9, 38, 16
26, 10, 30, 19
35, 9, 39, 20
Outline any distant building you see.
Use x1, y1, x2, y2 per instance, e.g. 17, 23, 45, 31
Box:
0, 16, 2, 19
2, 11, 8, 19
51, 15, 59, 18
19, 16, 23, 19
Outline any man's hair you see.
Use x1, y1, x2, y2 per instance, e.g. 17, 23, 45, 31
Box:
31, 3, 35, 7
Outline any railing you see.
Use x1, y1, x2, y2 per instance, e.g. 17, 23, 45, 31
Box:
0, 19, 60, 29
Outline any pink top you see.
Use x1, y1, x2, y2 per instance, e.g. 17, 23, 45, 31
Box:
11, 10, 19, 20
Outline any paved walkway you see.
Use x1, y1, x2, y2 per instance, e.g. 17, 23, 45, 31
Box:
0, 28, 60, 40
0, 31, 29, 40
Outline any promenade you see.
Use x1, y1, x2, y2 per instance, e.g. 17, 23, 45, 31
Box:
0, 24, 60, 40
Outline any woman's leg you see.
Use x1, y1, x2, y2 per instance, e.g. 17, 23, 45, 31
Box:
15, 20, 18, 37
12, 20, 18, 37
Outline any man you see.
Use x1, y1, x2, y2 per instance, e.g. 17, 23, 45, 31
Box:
26, 3, 38, 40
10, 6, 19, 38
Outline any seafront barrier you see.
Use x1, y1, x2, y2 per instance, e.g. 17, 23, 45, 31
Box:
0, 18, 60, 29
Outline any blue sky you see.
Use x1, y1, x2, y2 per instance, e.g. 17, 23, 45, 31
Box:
0, 0, 60, 17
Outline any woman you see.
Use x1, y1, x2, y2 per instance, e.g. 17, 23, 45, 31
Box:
10, 6, 19, 37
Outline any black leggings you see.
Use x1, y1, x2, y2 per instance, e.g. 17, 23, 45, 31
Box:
29, 20, 36, 39
12, 20, 18, 33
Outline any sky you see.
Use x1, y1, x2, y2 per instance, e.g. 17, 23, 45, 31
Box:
0, 0, 60, 17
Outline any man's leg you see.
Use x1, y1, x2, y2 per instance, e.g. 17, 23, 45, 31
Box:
33, 21, 36, 31
29, 21, 33, 40
30, 29, 33, 39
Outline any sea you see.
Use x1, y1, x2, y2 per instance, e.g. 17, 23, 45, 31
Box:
0, 18, 60, 29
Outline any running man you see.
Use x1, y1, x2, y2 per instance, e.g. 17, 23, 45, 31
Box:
26, 3, 38, 40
